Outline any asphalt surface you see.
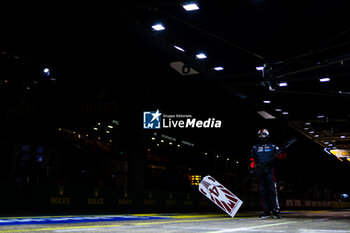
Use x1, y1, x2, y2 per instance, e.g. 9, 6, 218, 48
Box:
0, 210, 349, 233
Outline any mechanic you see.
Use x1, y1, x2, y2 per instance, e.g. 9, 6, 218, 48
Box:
250, 129, 281, 219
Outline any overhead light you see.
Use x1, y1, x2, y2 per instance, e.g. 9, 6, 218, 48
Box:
182, 3, 199, 11
263, 100, 271, 104
107, 125, 113, 129
196, 53, 207, 59
174, 45, 185, 52
317, 115, 325, 119
256, 66, 264, 71
319, 77, 330, 82
278, 82, 288, 87
213, 66, 224, 71
340, 135, 346, 139
43, 67, 50, 76
275, 108, 282, 112
282, 112, 289, 115
151, 24, 165, 31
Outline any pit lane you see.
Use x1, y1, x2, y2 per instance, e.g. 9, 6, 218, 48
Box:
0, 210, 349, 233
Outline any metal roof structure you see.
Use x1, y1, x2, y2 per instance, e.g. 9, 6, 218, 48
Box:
1, 1, 350, 156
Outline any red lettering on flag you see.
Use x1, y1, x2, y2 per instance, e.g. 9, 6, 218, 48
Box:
209, 186, 220, 197
200, 188, 207, 196
208, 177, 216, 182
214, 197, 225, 210
225, 194, 238, 204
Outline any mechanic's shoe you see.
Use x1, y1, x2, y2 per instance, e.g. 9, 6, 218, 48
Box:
259, 212, 271, 219
273, 209, 282, 219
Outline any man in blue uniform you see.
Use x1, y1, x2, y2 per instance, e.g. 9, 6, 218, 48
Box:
250, 129, 281, 219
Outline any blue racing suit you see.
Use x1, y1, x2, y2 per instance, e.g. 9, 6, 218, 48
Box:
250, 142, 280, 213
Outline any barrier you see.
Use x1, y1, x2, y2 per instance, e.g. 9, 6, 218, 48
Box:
0, 183, 349, 212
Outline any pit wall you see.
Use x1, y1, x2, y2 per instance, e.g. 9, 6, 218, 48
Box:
0, 183, 348, 213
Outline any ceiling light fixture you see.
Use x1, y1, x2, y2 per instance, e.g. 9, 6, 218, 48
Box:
196, 53, 207, 59
256, 66, 264, 71
278, 82, 288, 87
319, 77, 330, 82
182, 3, 199, 11
43, 67, 50, 77
151, 24, 165, 31
173, 45, 185, 52
213, 66, 224, 71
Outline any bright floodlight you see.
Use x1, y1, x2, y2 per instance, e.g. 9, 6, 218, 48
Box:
196, 53, 207, 59
263, 100, 271, 104
182, 3, 199, 11
152, 24, 165, 31
256, 66, 264, 71
319, 77, 330, 82
214, 66, 224, 71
